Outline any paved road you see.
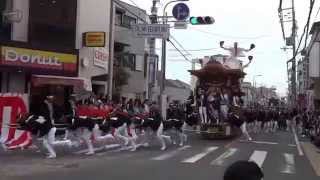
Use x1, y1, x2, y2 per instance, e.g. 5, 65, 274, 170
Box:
0, 129, 319, 180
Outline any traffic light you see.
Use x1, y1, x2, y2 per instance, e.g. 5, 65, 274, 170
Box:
189, 16, 215, 25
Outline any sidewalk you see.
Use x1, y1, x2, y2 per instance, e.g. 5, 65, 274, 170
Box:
301, 142, 320, 176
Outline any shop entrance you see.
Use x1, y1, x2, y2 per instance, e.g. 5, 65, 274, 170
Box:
29, 85, 73, 115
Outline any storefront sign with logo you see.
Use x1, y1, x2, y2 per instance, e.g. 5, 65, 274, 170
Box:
0, 94, 32, 150
83, 32, 106, 47
93, 47, 108, 69
0, 46, 78, 75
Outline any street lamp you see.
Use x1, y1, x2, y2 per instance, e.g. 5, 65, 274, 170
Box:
160, 0, 189, 119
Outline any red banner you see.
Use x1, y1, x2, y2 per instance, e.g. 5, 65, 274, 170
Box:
0, 94, 32, 150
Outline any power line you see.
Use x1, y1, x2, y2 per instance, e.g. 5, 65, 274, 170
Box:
156, 47, 220, 52
167, 40, 192, 63
189, 27, 270, 40
114, 0, 148, 23
305, 0, 316, 49
127, 0, 139, 7
170, 35, 192, 56
313, 3, 320, 23
293, 0, 315, 59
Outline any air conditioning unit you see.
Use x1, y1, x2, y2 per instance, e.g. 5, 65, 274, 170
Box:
2, 10, 23, 23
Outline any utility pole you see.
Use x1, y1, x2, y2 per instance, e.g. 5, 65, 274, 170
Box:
291, 0, 297, 108
147, 0, 158, 100
278, 0, 297, 108
107, 0, 115, 101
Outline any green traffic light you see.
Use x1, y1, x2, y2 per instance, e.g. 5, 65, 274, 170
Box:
190, 17, 198, 25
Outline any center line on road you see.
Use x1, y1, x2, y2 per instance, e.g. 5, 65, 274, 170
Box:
182, 146, 218, 163
292, 126, 304, 156
151, 145, 191, 161
249, 150, 267, 168
211, 148, 238, 166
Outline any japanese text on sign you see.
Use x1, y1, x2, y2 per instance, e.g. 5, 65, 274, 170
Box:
132, 24, 170, 39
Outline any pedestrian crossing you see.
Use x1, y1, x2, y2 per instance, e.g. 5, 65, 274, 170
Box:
151, 145, 191, 160
181, 146, 218, 163
210, 148, 238, 166
75, 144, 299, 175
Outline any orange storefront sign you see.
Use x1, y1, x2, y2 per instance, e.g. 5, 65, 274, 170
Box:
83, 32, 106, 47
0, 46, 78, 75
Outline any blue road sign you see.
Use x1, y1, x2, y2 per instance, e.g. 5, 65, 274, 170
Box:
172, 3, 190, 21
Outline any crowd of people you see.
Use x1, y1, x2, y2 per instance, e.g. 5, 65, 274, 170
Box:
28, 92, 320, 147
29, 94, 154, 126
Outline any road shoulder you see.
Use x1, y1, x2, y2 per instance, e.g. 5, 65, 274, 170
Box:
301, 142, 320, 176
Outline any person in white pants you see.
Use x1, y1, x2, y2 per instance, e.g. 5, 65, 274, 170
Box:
197, 88, 208, 124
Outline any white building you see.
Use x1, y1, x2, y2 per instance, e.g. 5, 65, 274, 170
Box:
113, 1, 149, 100
241, 81, 254, 107
306, 21, 320, 110
297, 57, 309, 95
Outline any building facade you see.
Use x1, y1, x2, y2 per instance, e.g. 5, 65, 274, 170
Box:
1, 0, 113, 107
241, 81, 254, 108
113, 1, 149, 100
0, 0, 152, 106
306, 21, 320, 110
297, 57, 309, 109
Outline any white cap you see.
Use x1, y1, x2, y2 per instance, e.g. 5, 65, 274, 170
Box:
46, 95, 54, 99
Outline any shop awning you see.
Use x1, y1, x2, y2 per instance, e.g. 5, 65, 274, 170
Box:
31, 75, 91, 91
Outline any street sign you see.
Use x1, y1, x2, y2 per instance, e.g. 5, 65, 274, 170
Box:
172, 3, 190, 21
174, 21, 187, 29
132, 24, 170, 39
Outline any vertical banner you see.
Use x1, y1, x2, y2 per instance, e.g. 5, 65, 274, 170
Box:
0, 93, 32, 150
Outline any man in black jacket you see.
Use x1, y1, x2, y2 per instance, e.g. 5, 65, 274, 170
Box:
38, 95, 56, 125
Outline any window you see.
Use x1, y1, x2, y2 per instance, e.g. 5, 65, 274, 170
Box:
0, 0, 12, 41
135, 55, 144, 71
122, 54, 136, 71
122, 15, 136, 28
28, 0, 77, 48
115, 10, 123, 26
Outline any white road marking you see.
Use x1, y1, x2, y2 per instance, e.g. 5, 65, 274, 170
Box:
292, 126, 304, 156
111, 146, 134, 152
74, 146, 105, 154
239, 140, 278, 145
151, 145, 191, 161
281, 153, 296, 174
105, 144, 121, 150
74, 144, 120, 154
249, 150, 267, 168
211, 148, 238, 166
288, 144, 297, 147
182, 146, 218, 163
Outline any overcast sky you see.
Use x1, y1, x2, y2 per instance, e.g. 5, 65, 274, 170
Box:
122, 0, 320, 96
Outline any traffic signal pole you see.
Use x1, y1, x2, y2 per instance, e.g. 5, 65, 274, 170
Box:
291, 0, 297, 108
148, 0, 159, 100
